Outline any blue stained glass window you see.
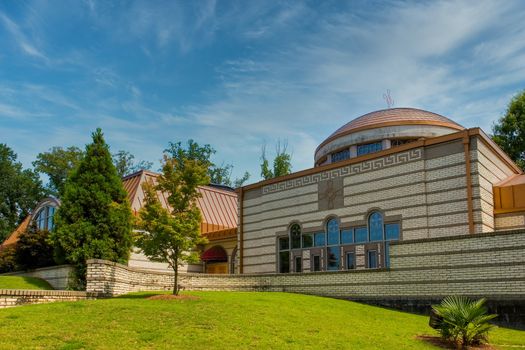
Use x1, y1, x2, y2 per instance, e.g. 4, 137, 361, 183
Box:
340, 229, 353, 244
302, 234, 313, 248
327, 218, 339, 245
385, 223, 400, 240
355, 227, 368, 243
369, 212, 384, 241
35, 206, 56, 231
331, 149, 350, 162
314, 232, 325, 246
357, 142, 383, 156
385, 242, 391, 268
327, 247, 340, 271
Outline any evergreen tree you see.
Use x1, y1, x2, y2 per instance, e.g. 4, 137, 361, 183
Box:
50, 129, 133, 288
136, 155, 208, 295
492, 89, 525, 169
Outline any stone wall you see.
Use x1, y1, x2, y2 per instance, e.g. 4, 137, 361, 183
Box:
0, 289, 98, 308
1, 265, 73, 290
86, 229, 525, 325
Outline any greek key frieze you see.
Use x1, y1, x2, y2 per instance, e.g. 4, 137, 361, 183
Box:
261, 148, 423, 195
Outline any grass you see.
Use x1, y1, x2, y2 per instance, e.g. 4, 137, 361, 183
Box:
0, 276, 54, 290
0, 291, 523, 349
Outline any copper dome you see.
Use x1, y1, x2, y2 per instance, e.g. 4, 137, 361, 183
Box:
316, 108, 465, 153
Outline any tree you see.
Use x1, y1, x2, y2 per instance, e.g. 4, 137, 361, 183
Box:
15, 223, 54, 270
0, 144, 46, 242
50, 129, 133, 288
33, 146, 84, 196
0, 245, 17, 273
492, 90, 525, 169
260, 140, 293, 180
165, 139, 250, 188
136, 154, 209, 295
112, 150, 153, 178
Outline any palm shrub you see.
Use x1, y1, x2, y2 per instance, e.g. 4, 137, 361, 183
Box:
431, 296, 497, 348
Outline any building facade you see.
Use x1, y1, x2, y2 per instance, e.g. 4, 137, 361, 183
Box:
237, 108, 525, 274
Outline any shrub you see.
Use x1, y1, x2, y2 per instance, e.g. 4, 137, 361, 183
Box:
0, 245, 17, 273
432, 296, 497, 348
15, 223, 55, 270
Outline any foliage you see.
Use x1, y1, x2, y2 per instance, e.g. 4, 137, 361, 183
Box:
33, 146, 84, 196
432, 296, 497, 348
15, 223, 55, 270
0, 144, 46, 242
136, 154, 208, 295
112, 150, 153, 178
0, 246, 17, 273
260, 140, 293, 180
0, 292, 523, 349
165, 139, 250, 187
492, 89, 525, 169
0, 276, 53, 290
50, 129, 133, 288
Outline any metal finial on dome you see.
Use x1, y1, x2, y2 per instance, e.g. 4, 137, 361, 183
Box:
383, 89, 394, 109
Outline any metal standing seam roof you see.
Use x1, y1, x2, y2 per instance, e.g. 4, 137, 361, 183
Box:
122, 170, 238, 234
316, 107, 465, 153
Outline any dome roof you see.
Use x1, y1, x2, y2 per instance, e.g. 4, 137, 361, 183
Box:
316, 108, 464, 153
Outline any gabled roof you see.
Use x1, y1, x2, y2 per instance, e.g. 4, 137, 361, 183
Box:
122, 170, 238, 238
0, 214, 32, 249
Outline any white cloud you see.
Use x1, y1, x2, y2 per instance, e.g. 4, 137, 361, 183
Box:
0, 12, 48, 61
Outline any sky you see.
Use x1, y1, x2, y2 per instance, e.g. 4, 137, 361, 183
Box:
1, 0, 525, 185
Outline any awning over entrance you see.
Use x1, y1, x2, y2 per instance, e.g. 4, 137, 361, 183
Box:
201, 245, 228, 262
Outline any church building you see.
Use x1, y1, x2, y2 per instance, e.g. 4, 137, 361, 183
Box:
236, 108, 525, 274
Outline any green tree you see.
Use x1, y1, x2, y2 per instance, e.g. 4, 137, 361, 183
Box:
0, 144, 46, 242
136, 154, 209, 295
112, 150, 153, 178
165, 139, 250, 187
0, 245, 17, 273
50, 129, 133, 288
260, 140, 293, 180
15, 223, 54, 270
33, 146, 84, 196
492, 89, 525, 169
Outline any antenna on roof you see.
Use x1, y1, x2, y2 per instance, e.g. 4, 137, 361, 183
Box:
383, 89, 394, 109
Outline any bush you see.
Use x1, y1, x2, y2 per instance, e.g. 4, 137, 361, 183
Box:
0, 245, 17, 273
432, 296, 497, 348
15, 223, 55, 270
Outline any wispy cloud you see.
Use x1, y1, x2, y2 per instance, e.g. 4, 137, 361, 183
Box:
0, 11, 48, 61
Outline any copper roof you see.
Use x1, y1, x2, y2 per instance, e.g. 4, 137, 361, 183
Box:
317, 108, 465, 152
122, 170, 238, 237
0, 214, 32, 249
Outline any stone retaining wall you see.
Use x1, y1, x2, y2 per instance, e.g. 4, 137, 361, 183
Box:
0, 289, 98, 308
1, 265, 73, 290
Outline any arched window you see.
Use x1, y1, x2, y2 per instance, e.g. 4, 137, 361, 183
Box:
327, 218, 339, 246
290, 224, 301, 249
35, 205, 56, 231
369, 211, 383, 241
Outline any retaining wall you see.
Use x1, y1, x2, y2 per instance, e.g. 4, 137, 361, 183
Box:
1, 265, 73, 290
0, 289, 98, 308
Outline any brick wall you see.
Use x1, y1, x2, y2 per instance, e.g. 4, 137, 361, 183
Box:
0, 289, 98, 308
86, 229, 525, 298
1, 265, 73, 290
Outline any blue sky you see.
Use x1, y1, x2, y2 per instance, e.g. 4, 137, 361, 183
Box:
1, 1, 525, 184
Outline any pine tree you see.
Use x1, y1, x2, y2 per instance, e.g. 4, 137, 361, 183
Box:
50, 128, 133, 288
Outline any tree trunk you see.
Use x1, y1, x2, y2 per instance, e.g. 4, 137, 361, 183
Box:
173, 256, 179, 295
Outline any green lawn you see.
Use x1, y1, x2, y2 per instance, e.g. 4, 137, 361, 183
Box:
0, 292, 523, 350
0, 276, 53, 290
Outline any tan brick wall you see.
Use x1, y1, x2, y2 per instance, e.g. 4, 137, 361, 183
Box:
0, 290, 97, 308
86, 230, 525, 300
1, 265, 73, 290
495, 212, 525, 230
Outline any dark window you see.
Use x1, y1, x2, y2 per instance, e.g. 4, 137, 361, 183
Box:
391, 139, 417, 147
314, 232, 325, 246
385, 223, 400, 240
290, 224, 301, 249
327, 247, 340, 271
369, 212, 384, 241
294, 256, 302, 273
279, 237, 289, 251
302, 234, 313, 248
279, 251, 290, 273
313, 255, 321, 271
355, 227, 368, 243
340, 229, 353, 244
367, 250, 378, 269
327, 218, 339, 245
35, 205, 56, 231
331, 148, 350, 162
357, 142, 382, 156
346, 252, 355, 270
